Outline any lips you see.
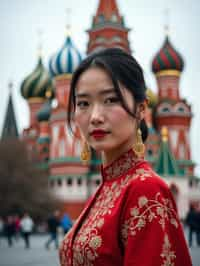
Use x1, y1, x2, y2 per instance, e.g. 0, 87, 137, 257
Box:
90, 129, 109, 139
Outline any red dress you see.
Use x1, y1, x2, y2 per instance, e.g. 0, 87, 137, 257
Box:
59, 149, 192, 266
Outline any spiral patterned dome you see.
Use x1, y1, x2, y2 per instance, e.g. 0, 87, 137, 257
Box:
37, 100, 51, 122
21, 57, 54, 100
152, 36, 184, 74
49, 36, 82, 77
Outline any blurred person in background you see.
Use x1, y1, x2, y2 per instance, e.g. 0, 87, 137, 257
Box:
195, 204, 200, 246
185, 204, 200, 247
4, 215, 15, 247
20, 212, 34, 249
60, 213, 72, 235
13, 214, 21, 241
45, 210, 60, 249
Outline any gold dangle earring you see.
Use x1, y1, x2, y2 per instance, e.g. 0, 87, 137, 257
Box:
80, 141, 91, 164
132, 126, 145, 158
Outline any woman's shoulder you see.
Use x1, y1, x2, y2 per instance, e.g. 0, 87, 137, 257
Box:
122, 165, 177, 216
127, 163, 171, 199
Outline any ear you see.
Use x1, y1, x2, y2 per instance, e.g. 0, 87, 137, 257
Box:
137, 102, 147, 120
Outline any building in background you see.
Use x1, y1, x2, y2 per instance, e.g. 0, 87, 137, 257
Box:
2, 0, 199, 219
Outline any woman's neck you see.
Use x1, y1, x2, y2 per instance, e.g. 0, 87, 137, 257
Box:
102, 140, 134, 167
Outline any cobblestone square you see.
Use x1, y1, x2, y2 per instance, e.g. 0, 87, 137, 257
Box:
0, 232, 199, 266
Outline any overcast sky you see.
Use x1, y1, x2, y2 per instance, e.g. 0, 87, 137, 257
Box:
0, 0, 200, 176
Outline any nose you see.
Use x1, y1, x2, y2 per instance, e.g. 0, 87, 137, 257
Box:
90, 104, 104, 125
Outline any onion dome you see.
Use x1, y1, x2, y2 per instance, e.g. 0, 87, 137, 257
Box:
37, 100, 51, 122
49, 35, 82, 77
21, 57, 54, 100
146, 88, 158, 108
152, 36, 184, 74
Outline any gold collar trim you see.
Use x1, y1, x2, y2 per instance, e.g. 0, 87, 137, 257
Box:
101, 149, 144, 181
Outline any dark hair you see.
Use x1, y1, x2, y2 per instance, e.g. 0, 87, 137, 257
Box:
67, 48, 148, 141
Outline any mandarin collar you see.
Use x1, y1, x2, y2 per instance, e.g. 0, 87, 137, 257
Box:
101, 149, 144, 181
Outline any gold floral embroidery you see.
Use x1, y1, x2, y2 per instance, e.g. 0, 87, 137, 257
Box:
89, 236, 102, 249
135, 168, 154, 181
59, 229, 73, 266
121, 192, 178, 244
121, 192, 178, 265
103, 149, 143, 180
59, 148, 152, 266
161, 234, 176, 266
72, 173, 135, 266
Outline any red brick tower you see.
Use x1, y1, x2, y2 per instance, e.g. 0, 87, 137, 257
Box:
152, 33, 194, 176
87, 0, 131, 54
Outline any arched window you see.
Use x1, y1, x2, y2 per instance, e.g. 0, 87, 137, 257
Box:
52, 125, 59, 140
77, 177, 82, 186
95, 37, 106, 43
147, 149, 153, 156
57, 179, 62, 186
179, 144, 185, 159
59, 139, 65, 157
111, 36, 122, 42
49, 180, 54, 187
67, 177, 72, 186
74, 140, 81, 156
162, 107, 170, 112
174, 103, 189, 114
158, 103, 171, 114
98, 14, 105, 23
110, 14, 118, 22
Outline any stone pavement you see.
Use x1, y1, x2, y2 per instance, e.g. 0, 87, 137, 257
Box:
0, 233, 199, 266
0, 235, 60, 266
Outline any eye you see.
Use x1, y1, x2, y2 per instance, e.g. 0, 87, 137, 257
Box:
104, 97, 120, 104
76, 100, 89, 108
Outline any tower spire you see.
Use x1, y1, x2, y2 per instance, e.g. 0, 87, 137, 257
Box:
37, 29, 43, 58
65, 8, 72, 37
96, 0, 120, 20
1, 82, 19, 139
164, 8, 170, 37
87, 0, 131, 54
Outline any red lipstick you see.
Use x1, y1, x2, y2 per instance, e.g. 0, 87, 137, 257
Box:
90, 129, 109, 139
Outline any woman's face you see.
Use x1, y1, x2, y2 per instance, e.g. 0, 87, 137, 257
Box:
74, 67, 143, 159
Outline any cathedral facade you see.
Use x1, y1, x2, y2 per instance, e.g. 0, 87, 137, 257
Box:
18, 0, 199, 220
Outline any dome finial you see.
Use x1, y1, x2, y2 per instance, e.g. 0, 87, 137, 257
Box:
37, 29, 43, 58
152, 8, 184, 74
164, 8, 170, 37
65, 8, 72, 37
161, 126, 168, 142
8, 80, 13, 93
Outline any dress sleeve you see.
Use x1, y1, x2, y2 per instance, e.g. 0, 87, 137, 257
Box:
120, 175, 192, 266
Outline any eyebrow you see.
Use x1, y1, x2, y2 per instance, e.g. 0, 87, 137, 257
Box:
75, 88, 116, 98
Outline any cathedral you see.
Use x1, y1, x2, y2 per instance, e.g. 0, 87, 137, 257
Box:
3, 0, 200, 220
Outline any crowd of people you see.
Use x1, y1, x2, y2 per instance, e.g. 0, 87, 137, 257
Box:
0, 204, 200, 251
0, 213, 33, 248
0, 211, 72, 249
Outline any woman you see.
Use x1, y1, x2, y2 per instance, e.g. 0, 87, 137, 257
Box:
59, 48, 192, 266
